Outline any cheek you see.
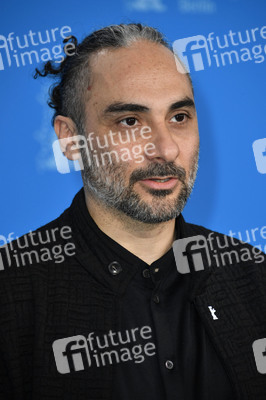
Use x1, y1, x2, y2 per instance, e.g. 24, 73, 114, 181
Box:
180, 138, 199, 172
188, 145, 199, 176
181, 131, 199, 153
187, 127, 199, 153
188, 141, 199, 164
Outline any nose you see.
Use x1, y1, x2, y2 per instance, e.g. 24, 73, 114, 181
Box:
145, 123, 180, 163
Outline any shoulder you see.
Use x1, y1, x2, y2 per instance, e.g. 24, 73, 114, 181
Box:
0, 204, 75, 274
178, 218, 266, 275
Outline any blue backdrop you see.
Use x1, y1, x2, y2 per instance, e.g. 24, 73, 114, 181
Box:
1, 0, 266, 251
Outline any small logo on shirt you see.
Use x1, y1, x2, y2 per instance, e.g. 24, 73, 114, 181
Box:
208, 306, 218, 320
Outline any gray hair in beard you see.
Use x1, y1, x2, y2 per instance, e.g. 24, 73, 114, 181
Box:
80, 138, 199, 224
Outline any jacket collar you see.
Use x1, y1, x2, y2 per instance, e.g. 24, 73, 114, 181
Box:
68, 188, 213, 297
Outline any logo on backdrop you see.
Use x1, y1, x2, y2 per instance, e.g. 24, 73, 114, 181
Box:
252, 138, 266, 174
177, 0, 216, 14
173, 25, 266, 72
127, 0, 166, 11
126, 0, 216, 13
0, 26, 72, 71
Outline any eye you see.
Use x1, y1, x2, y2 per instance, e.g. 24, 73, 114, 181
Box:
120, 117, 138, 127
170, 113, 188, 123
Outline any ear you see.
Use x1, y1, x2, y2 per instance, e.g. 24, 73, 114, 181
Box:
54, 115, 80, 161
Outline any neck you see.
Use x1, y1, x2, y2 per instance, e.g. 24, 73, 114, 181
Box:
84, 191, 176, 265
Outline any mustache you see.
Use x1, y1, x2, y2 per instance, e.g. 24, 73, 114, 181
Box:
129, 162, 186, 185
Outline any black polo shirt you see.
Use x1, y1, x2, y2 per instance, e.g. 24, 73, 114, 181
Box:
75, 190, 234, 400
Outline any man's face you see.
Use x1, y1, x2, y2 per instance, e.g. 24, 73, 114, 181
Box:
80, 40, 199, 223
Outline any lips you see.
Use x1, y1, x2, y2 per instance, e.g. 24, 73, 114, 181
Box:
139, 177, 179, 190
148, 178, 171, 182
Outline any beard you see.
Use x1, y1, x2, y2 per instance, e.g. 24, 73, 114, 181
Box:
80, 136, 199, 224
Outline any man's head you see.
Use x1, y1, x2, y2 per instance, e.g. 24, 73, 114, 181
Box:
36, 23, 199, 224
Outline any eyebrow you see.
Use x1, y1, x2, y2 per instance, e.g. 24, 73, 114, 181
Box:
103, 103, 149, 114
169, 97, 195, 112
103, 96, 195, 115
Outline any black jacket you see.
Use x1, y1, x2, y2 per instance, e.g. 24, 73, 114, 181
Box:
0, 189, 266, 399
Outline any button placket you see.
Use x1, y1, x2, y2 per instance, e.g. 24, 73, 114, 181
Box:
165, 360, 174, 370
152, 294, 160, 304
108, 261, 122, 275
142, 268, 150, 278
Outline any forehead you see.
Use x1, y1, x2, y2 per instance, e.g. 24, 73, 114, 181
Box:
87, 40, 193, 106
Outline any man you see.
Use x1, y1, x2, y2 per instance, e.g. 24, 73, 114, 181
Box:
0, 23, 265, 400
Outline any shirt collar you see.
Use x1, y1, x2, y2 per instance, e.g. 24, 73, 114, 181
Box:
69, 188, 211, 295
70, 187, 186, 265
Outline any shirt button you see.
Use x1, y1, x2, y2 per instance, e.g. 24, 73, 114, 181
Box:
142, 269, 150, 278
108, 261, 122, 276
152, 294, 160, 304
165, 360, 174, 370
